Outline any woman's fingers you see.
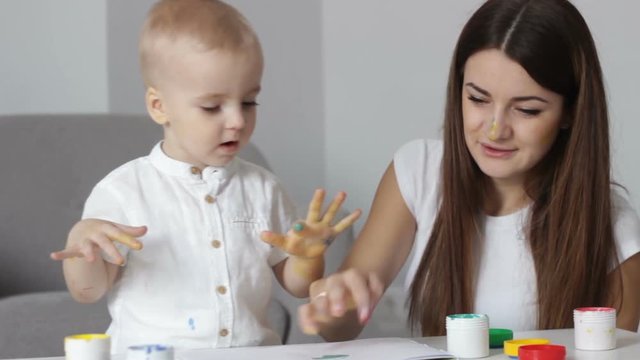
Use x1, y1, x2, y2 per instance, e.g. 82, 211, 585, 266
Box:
298, 303, 319, 335
306, 270, 382, 327
341, 269, 374, 322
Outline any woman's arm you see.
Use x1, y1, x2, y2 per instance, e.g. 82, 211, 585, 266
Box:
299, 162, 418, 341
608, 252, 640, 331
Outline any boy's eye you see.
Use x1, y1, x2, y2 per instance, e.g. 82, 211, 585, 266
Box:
467, 95, 488, 104
201, 106, 221, 113
242, 101, 259, 108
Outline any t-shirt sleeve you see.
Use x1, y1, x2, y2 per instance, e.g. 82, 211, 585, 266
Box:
267, 181, 299, 266
394, 139, 425, 217
611, 187, 640, 265
393, 139, 440, 218
82, 180, 132, 260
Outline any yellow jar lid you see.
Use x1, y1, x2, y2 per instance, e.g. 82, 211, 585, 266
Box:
504, 338, 550, 357
64, 334, 110, 341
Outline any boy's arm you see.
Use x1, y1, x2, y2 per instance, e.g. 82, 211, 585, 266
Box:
51, 219, 146, 303
62, 248, 119, 303
265, 189, 361, 298
272, 255, 324, 298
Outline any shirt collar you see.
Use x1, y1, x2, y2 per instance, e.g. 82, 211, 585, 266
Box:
148, 142, 236, 181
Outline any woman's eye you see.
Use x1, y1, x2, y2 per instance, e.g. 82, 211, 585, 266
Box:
518, 108, 541, 116
467, 95, 488, 104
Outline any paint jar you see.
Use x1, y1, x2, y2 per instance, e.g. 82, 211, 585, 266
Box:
518, 344, 566, 360
504, 338, 550, 357
64, 334, 110, 360
489, 328, 513, 348
127, 344, 174, 360
573, 307, 616, 351
446, 313, 489, 358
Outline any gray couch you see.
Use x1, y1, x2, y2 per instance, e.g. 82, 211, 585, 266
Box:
0, 114, 292, 358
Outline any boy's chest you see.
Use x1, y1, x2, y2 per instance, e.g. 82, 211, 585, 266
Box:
121, 177, 275, 280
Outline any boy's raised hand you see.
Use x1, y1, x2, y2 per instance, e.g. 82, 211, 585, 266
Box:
50, 219, 146, 266
261, 189, 361, 258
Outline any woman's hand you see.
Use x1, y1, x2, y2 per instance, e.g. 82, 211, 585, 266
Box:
298, 268, 385, 335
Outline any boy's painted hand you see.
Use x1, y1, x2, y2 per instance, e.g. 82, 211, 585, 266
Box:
50, 219, 146, 266
261, 189, 361, 258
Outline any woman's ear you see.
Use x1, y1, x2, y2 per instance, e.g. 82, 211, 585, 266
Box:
146, 87, 169, 126
560, 113, 571, 130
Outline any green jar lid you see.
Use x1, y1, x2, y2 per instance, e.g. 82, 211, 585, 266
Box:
490, 328, 514, 348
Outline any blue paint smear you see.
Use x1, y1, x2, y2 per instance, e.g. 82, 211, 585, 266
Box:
128, 344, 169, 353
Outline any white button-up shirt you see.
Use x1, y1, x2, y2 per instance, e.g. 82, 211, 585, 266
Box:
82, 143, 296, 353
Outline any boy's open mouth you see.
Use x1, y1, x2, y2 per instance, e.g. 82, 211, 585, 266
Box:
220, 141, 239, 151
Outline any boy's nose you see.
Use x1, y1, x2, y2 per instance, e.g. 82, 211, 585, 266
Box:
226, 108, 245, 129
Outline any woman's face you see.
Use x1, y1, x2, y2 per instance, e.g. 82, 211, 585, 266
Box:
462, 49, 565, 187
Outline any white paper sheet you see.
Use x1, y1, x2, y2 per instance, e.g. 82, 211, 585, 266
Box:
175, 338, 453, 360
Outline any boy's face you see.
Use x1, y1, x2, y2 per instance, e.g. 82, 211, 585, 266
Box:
147, 41, 263, 168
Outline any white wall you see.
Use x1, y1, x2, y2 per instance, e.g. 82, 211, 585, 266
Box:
0, 0, 108, 114
323, 0, 640, 230
579, 0, 640, 210
232, 1, 325, 208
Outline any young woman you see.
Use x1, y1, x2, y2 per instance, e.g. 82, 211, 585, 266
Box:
299, 0, 640, 339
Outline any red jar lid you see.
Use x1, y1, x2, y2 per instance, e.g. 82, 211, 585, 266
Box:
519, 344, 566, 360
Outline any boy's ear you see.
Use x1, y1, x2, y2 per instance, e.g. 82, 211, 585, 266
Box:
146, 87, 168, 125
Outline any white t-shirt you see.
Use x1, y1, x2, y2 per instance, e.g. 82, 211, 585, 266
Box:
394, 138, 640, 330
82, 142, 296, 353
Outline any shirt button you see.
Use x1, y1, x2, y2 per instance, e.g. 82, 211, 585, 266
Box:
205, 195, 215, 203
211, 240, 221, 248
217, 285, 227, 295
219, 328, 229, 337
190, 166, 201, 175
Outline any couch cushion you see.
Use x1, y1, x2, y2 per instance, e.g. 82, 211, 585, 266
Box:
0, 291, 109, 358
0, 114, 162, 296
0, 291, 290, 358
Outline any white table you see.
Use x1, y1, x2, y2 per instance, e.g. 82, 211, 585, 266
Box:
10, 328, 640, 359
416, 328, 640, 359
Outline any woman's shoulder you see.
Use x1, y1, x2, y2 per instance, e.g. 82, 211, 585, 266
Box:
611, 185, 640, 262
393, 139, 443, 210
394, 138, 443, 170
395, 138, 442, 155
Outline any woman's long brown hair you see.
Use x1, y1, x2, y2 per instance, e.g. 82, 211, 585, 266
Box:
409, 0, 618, 336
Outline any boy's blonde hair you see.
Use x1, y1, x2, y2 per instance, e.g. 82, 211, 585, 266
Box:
140, 0, 260, 87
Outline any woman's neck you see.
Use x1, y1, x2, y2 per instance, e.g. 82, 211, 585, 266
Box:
483, 177, 531, 216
